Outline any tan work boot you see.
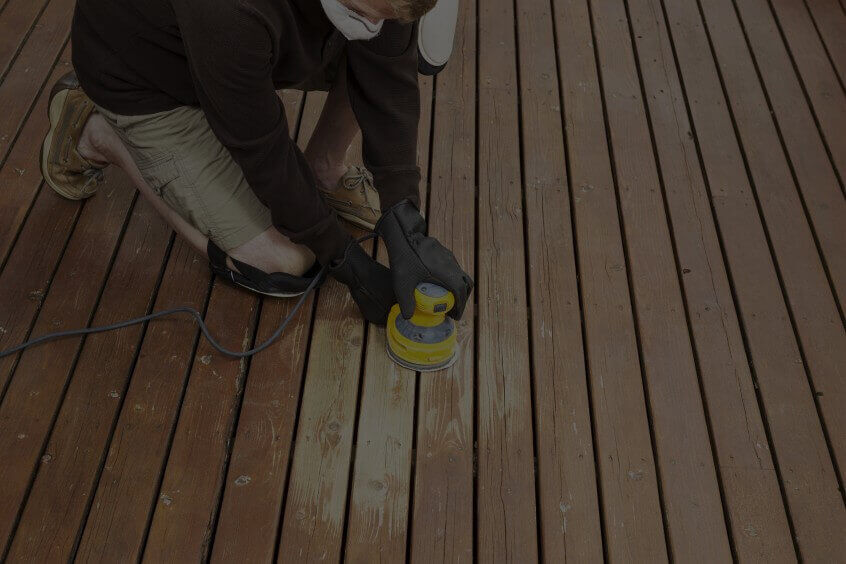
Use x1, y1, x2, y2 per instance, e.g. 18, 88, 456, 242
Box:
321, 166, 381, 231
40, 72, 105, 200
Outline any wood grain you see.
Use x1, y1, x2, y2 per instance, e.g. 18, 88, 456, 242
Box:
661, 0, 846, 557
408, 3, 476, 561
142, 282, 259, 562
210, 89, 309, 564
74, 240, 211, 562
0, 171, 136, 554
6, 196, 171, 562
700, 0, 846, 497
0, 0, 75, 165
476, 0, 539, 560
344, 74, 433, 563
590, 0, 732, 557
767, 0, 846, 184
0, 46, 73, 269
514, 0, 603, 559
551, 0, 668, 559
626, 0, 795, 558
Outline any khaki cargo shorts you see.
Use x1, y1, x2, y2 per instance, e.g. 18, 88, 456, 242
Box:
97, 105, 272, 251
93, 40, 345, 252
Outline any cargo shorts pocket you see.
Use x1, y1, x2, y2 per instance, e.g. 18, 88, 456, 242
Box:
135, 152, 180, 197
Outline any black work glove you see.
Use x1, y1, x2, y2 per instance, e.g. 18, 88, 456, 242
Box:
328, 240, 396, 326
376, 200, 473, 320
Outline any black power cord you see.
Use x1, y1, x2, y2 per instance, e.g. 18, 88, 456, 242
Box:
0, 232, 379, 359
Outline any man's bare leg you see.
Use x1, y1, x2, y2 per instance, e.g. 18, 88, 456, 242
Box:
304, 69, 361, 191
77, 113, 315, 276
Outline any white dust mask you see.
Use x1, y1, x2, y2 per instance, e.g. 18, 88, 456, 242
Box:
320, 0, 385, 41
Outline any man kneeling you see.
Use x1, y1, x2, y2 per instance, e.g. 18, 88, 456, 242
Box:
41, 0, 472, 325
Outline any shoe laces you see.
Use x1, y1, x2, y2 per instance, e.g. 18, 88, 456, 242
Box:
341, 167, 379, 212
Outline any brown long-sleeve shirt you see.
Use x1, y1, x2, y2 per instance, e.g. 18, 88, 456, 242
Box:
72, 0, 421, 264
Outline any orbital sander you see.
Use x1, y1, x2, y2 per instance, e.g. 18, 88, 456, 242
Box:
386, 283, 458, 372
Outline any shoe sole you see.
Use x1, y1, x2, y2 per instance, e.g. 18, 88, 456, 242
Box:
230, 279, 306, 299
41, 89, 89, 201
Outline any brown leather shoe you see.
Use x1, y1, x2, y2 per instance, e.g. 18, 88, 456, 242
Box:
40, 72, 105, 200
320, 166, 381, 231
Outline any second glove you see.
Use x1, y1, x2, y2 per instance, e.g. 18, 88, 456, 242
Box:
328, 239, 396, 325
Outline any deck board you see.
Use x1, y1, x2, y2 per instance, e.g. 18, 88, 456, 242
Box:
0, 0, 844, 561
625, 0, 796, 558
407, 2, 476, 559
516, 0, 603, 559
590, 0, 732, 557
552, 0, 669, 559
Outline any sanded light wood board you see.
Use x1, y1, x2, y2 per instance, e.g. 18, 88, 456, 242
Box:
276, 90, 369, 562
343, 74, 433, 563
661, 0, 846, 557
626, 0, 795, 558
551, 0, 668, 559
476, 0, 539, 560
408, 2, 475, 561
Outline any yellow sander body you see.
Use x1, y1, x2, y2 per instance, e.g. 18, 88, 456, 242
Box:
386, 283, 458, 372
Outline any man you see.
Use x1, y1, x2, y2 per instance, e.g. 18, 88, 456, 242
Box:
41, 0, 472, 326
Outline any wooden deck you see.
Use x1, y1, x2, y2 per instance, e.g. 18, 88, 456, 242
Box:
0, 0, 844, 561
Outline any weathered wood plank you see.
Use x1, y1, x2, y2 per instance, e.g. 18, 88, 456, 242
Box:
0, 46, 72, 269
736, 0, 846, 310
626, 0, 795, 558
804, 0, 846, 87
142, 283, 259, 561
0, 172, 136, 554
6, 196, 171, 562
551, 0, 668, 559
74, 240, 211, 562
408, 3, 476, 561
209, 89, 309, 564
514, 0, 603, 560
141, 88, 306, 561
0, 0, 52, 80
209, 291, 315, 563
0, 180, 78, 398
0, 0, 74, 165
700, 0, 846, 499
661, 0, 846, 558
590, 0, 732, 558
766, 0, 846, 184
476, 0, 539, 560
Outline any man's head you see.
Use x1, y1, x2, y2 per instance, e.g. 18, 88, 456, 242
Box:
342, 0, 438, 23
